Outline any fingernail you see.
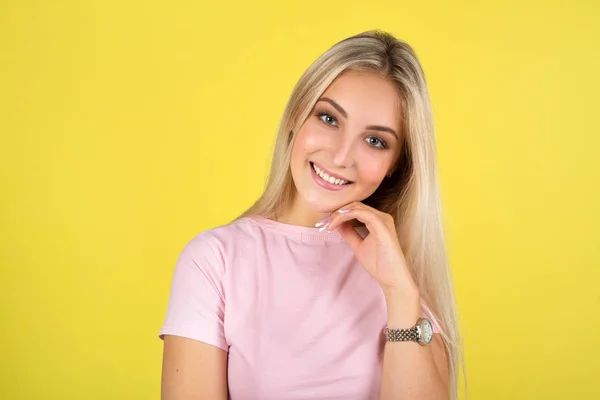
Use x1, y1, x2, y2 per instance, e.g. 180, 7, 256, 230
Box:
318, 222, 331, 232
338, 209, 350, 213
315, 216, 331, 227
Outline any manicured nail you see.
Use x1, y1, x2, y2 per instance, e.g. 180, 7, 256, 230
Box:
318, 222, 331, 232
315, 216, 331, 227
338, 208, 351, 213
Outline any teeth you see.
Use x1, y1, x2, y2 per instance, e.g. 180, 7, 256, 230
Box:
311, 163, 349, 186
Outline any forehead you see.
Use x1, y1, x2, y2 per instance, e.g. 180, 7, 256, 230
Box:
320, 70, 402, 129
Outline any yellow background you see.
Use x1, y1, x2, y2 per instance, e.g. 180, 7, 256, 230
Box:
1, 1, 598, 398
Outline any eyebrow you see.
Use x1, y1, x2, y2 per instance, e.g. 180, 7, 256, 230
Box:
316, 97, 398, 139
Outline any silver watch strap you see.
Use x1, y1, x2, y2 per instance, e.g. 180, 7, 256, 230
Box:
384, 326, 418, 342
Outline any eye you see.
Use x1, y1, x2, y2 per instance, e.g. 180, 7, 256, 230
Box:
317, 112, 338, 127
366, 136, 387, 149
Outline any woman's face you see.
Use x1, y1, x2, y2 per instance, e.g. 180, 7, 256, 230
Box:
290, 70, 403, 214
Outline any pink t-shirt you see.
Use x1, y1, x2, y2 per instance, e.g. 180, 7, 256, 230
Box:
159, 215, 442, 400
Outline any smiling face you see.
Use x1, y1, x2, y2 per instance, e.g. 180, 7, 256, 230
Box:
288, 70, 403, 219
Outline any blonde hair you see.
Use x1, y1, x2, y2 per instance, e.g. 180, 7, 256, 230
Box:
237, 30, 466, 399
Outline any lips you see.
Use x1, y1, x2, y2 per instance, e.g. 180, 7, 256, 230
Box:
310, 162, 353, 185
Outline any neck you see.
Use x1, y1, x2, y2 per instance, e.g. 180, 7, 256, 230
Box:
276, 195, 330, 228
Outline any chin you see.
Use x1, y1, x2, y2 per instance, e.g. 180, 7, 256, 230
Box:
303, 194, 338, 213
301, 188, 355, 214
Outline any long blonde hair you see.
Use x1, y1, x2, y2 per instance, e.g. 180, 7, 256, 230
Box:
237, 30, 466, 399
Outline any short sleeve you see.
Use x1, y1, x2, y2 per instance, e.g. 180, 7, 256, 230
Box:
421, 303, 444, 335
158, 234, 228, 352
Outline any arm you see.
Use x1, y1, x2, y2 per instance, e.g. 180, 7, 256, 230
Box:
380, 291, 450, 400
161, 335, 228, 400
159, 234, 229, 399
322, 204, 451, 398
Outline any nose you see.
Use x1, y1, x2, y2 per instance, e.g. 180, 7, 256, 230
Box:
330, 135, 355, 168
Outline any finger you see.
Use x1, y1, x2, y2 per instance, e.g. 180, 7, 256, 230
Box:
338, 201, 381, 216
336, 201, 360, 213
326, 208, 359, 231
341, 202, 395, 230
314, 202, 358, 231
328, 207, 387, 234
337, 221, 363, 252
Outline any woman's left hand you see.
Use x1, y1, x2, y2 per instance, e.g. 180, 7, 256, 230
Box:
319, 201, 420, 302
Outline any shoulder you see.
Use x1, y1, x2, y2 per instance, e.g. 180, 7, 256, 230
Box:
197, 216, 262, 243
180, 216, 264, 262
166, 217, 262, 293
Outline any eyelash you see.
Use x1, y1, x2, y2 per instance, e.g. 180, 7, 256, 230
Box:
316, 111, 389, 150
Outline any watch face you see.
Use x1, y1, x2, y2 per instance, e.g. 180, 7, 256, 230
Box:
421, 319, 433, 344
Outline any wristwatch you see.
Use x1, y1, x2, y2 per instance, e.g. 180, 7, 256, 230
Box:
384, 317, 434, 346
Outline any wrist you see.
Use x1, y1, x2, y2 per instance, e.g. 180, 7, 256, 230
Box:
383, 288, 422, 328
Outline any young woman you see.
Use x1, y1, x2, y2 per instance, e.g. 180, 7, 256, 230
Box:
159, 30, 465, 400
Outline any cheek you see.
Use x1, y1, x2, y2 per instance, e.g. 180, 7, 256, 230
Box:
357, 160, 390, 186
291, 124, 325, 161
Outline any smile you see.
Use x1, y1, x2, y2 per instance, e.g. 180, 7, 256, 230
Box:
310, 162, 353, 191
